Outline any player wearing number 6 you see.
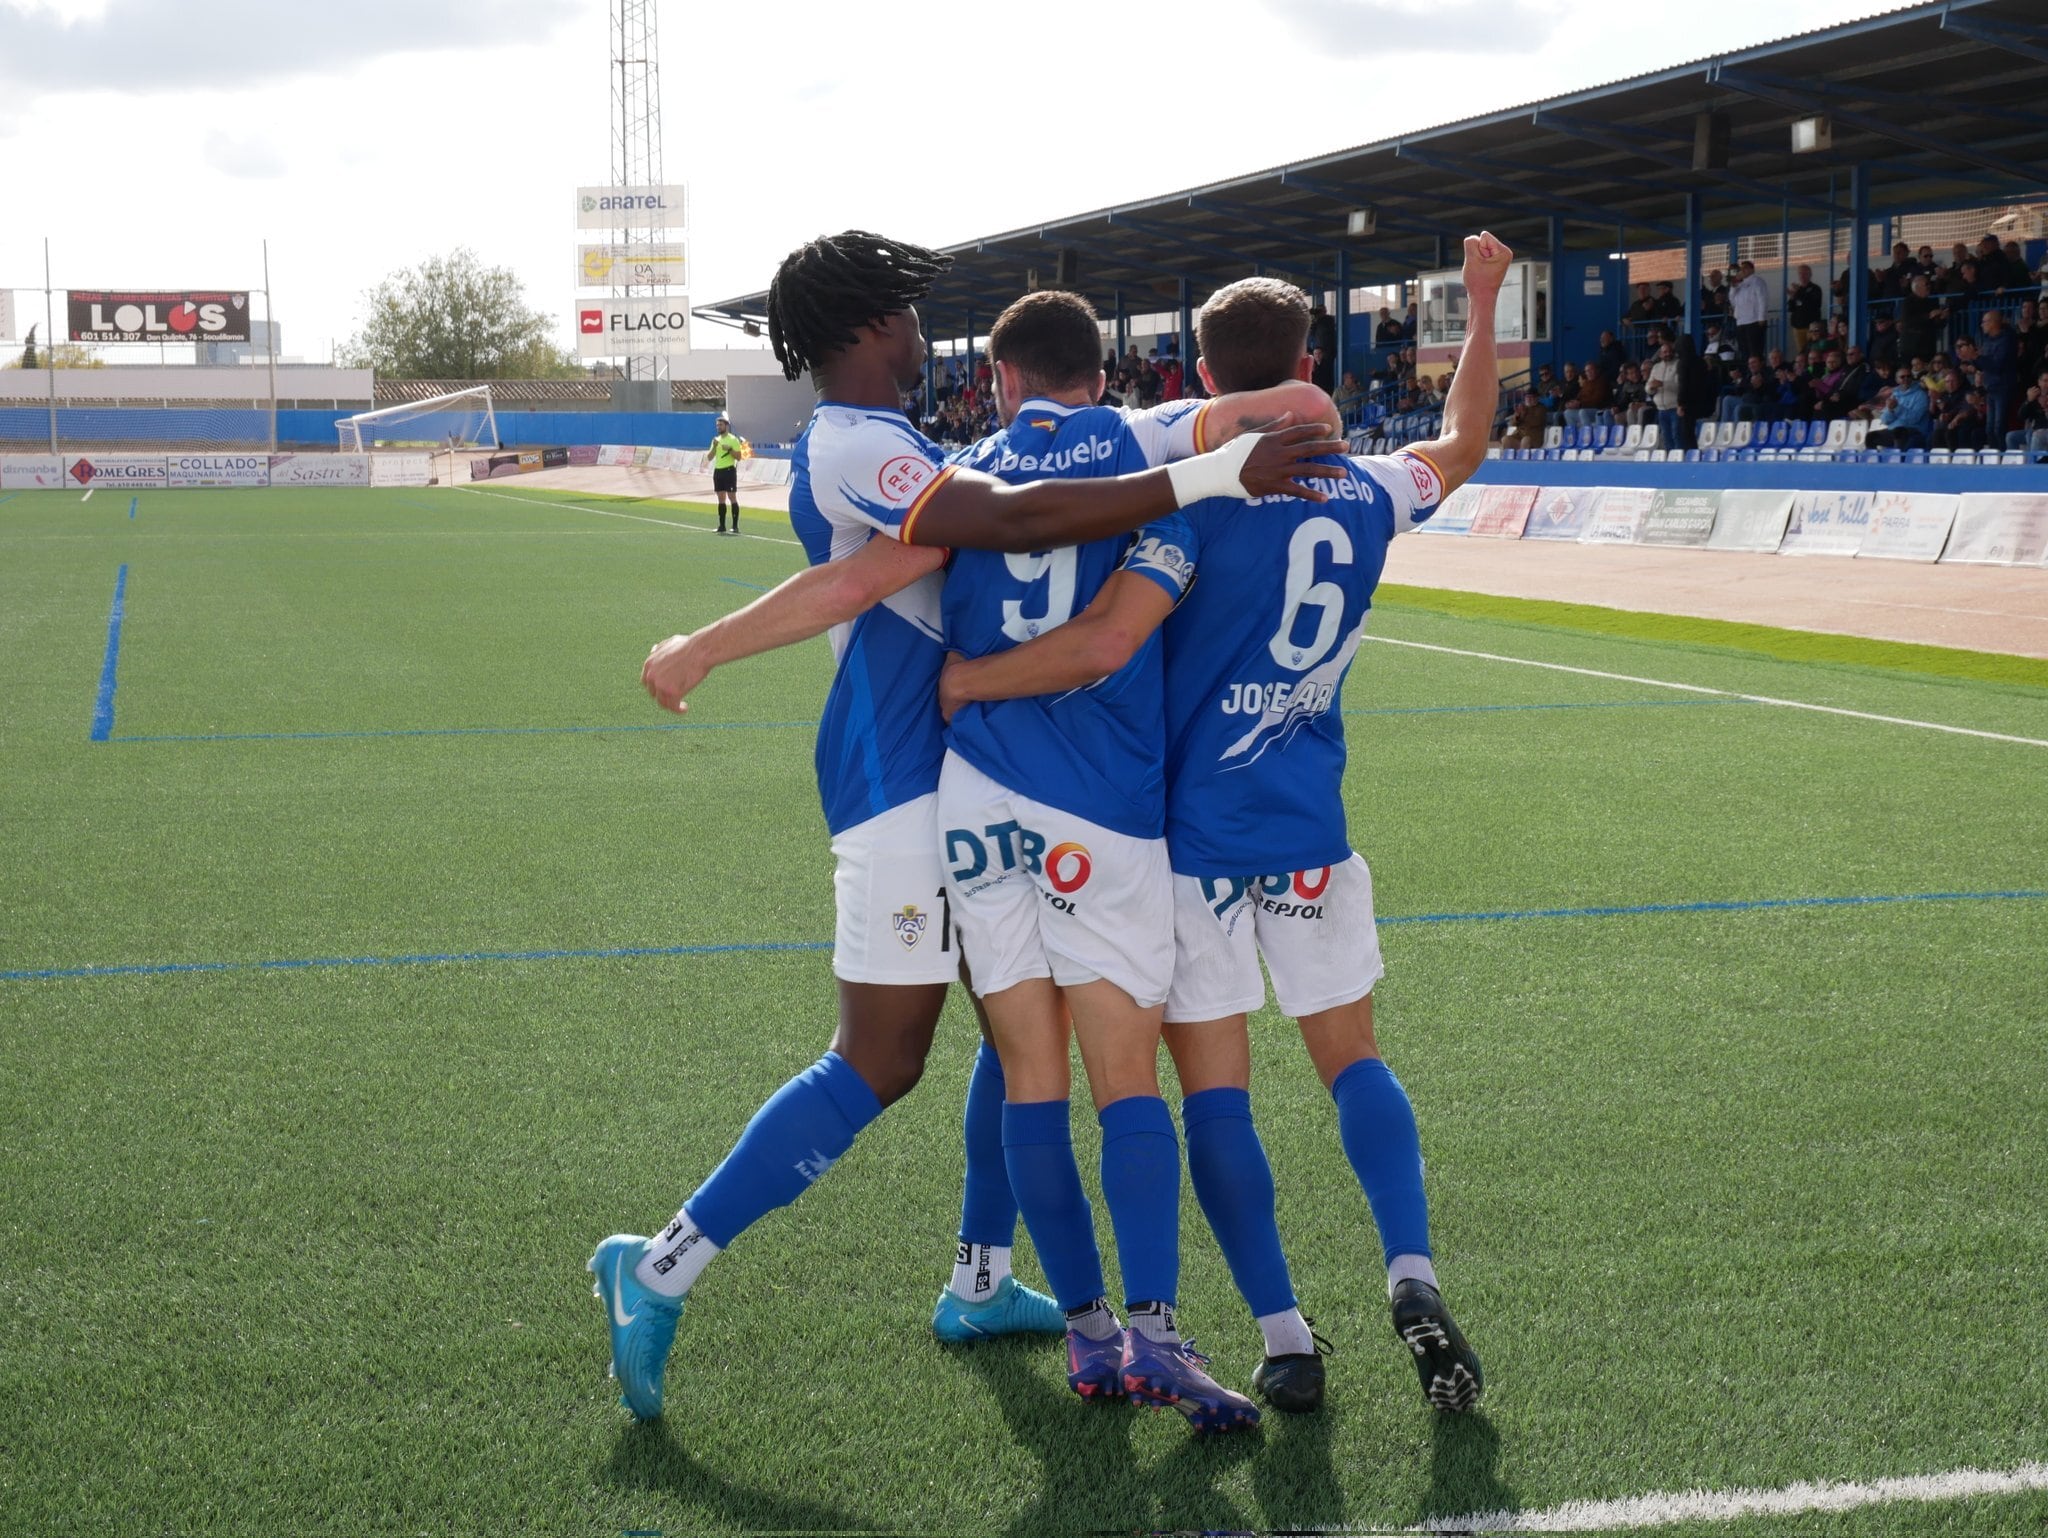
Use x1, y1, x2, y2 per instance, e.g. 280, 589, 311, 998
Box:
587, 230, 1345, 1424
941, 232, 1514, 1415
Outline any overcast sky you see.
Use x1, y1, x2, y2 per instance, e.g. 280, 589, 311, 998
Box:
1, 0, 1903, 361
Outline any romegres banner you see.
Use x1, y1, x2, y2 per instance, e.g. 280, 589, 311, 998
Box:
69, 291, 250, 343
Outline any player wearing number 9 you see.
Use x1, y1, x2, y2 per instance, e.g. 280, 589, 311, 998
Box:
940, 233, 1512, 1416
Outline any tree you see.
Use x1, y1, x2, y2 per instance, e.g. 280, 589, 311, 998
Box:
4, 329, 105, 370
339, 248, 585, 380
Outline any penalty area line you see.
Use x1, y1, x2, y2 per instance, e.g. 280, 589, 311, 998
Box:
455, 484, 804, 547
1363, 635, 2048, 749
1416, 1458, 2048, 1533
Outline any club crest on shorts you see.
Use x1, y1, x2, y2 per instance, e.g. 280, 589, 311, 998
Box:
893, 903, 929, 949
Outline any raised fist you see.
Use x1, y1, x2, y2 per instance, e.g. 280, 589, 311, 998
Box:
1463, 231, 1513, 294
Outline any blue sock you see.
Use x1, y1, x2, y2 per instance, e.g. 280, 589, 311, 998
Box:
1098, 1096, 1180, 1309
684, 1051, 882, 1248
1001, 1100, 1105, 1311
1330, 1056, 1432, 1265
958, 1043, 1018, 1248
1182, 1087, 1298, 1318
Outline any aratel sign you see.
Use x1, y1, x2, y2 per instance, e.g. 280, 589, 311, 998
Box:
68, 291, 251, 343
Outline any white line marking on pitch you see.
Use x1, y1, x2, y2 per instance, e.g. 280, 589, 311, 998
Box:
1416, 1459, 2048, 1532
456, 485, 804, 547
1364, 636, 2048, 749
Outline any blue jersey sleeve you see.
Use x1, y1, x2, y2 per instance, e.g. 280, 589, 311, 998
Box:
1119, 512, 1198, 605
1348, 448, 1447, 534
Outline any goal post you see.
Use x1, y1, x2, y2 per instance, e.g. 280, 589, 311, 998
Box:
336, 386, 499, 453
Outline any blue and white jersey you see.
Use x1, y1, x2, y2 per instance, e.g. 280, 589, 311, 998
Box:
1120, 399, 1209, 468
942, 399, 1196, 840
787, 402, 961, 836
1161, 448, 1446, 876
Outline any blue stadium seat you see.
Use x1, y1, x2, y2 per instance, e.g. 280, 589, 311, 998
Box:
1767, 421, 1792, 448
1682, 450, 1701, 463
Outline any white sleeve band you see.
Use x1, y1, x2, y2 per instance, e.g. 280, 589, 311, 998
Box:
1164, 434, 1262, 506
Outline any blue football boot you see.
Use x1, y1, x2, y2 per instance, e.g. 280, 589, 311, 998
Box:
1122, 1331, 1261, 1433
588, 1234, 684, 1421
1066, 1323, 1129, 1400
931, 1275, 1065, 1342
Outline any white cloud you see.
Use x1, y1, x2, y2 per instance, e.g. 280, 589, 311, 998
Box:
1269, 0, 1558, 56
203, 129, 284, 179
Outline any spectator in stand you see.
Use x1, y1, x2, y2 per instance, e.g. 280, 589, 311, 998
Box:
1611, 361, 1652, 426
1674, 335, 1717, 449
1556, 360, 1583, 422
1699, 268, 1729, 324
1503, 389, 1548, 450
1310, 344, 1335, 394
1729, 259, 1770, 360
1596, 329, 1627, 379
1535, 362, 1561, 411
1810, 347, 1849, 418
2011, 372, 2048, 458
1650, 281, 1684, 321
1899, 275, 1947, 363
1404, 298, 1420, 336
1876, 242, 1920, 301
1734, 355, 1775, 422
1773, 362, 1816, 422
1647, 341, 1682, 446
1575, 361, 1612, 424
1865, 368, 1932, 450
1825, 345, 1873, 419
1786, 264, 1825, 352
1979, 309, 2017, 439
1374, 306, 1404, 345
1976, 234, 2019, 290
1333, 370, 1367, 423
1702, 321, 1738, 368
1626, 282, 1659, 327
2015, 299, 2044, 380
1867, 310, 1901, 374
1935, 387, 1988, 452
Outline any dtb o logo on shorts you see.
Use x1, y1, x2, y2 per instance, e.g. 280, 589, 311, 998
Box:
947, 822, 1092, 910
1259, 867, 1330, 919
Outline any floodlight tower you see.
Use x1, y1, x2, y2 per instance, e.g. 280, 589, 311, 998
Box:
610, 0, 666, 382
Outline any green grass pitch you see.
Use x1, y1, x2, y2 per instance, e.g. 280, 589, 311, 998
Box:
1, 484, 2044, 1536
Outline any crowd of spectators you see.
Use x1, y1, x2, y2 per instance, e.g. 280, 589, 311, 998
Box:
915, 339, 1206, 446
1532, 232, 2048, 453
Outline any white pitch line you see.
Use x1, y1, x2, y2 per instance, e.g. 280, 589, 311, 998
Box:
1364, 635, 2048, 749
1416, 1459, 2048, 1533
455, 484, 804, 547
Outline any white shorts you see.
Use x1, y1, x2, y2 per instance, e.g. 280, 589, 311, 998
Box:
1164, 853, 1385, 1023
829, 794, 961, 986
936, 751, 1173, 1009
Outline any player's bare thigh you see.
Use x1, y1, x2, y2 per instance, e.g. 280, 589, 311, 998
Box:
1162, 1014, 1253, 1094
1067, 978, 1166, 1111
1295, 993, 1381, 1090
975, 977, 1071, 1103
828, 979, 951, 1107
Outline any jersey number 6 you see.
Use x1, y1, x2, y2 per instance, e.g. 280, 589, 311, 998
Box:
1267, 516, 1354, 673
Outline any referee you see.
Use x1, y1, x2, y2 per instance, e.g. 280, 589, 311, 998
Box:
708, 414, 745, 534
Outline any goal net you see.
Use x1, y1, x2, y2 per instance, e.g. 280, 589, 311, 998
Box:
336, 386, 498, 452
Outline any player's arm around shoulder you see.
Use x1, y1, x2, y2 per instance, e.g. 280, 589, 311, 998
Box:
938, 568, 1179, 723
642, 536, 945, 715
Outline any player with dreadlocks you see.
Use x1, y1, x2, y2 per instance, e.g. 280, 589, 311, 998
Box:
589, 230, 1343, 1423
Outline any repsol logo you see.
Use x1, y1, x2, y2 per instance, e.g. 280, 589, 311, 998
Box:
1221, 679, 1337, 716
946, 821, 1092, 897
1201, 868, 1331, 920
986, 436, 1118, 476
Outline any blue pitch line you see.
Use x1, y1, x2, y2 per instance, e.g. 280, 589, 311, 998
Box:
0, 493, 16, 508
108, 719, 819, 744
88, 564, 129, 742
100, 696, 1740, 747
128, 496, 137, 520
721, 577, 770, 592
3, 889, 2038, 985
1343, 697, 1744, 720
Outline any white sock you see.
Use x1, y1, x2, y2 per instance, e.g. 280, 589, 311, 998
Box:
1129, 1300, 1180, 1345
1257, 1306, 1315, 1359
1388, 1252, 1438, 1299
947, 1242, 1013, 1304
1064, 1298, 1121, 1341
635, 1209, 721, 1298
